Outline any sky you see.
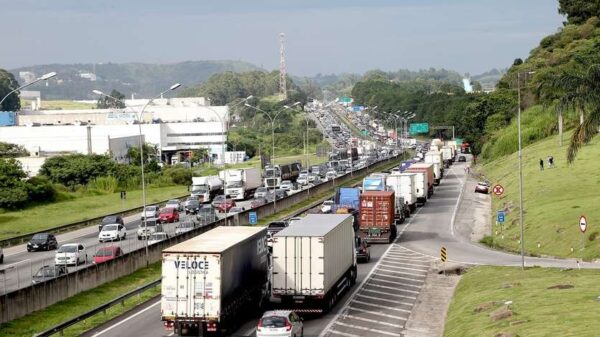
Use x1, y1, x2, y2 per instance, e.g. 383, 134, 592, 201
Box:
1, 0, 564, 76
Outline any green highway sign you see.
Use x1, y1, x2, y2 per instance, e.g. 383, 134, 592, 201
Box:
409, 123, 429, 135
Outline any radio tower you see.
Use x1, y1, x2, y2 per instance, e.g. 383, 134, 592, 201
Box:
279, 33, 287, 100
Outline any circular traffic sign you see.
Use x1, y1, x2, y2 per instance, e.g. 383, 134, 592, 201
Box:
493, 184, 504, 196
580, 215, 587, 233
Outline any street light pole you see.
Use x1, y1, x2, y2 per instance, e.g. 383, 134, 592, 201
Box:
0, 72, 57, 108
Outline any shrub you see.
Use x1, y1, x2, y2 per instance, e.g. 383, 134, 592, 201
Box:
26, 176, 57, 203
88, 176, 118, 193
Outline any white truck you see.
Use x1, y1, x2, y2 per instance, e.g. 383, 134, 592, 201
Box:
272, 214, 357, 312
161, 226, 269, 336
190, 176, 222, 203
425, 151, 444, 185
219, 168, 262, 200
407, 170, 427, 206
441, 146, 454, 167
386, 173, 417, 212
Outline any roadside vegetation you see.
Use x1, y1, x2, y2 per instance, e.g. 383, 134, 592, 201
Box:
444, 266, 600, 337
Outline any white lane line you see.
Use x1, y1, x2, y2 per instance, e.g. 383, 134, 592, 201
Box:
91, 300, 160, 336
347, 306, 409, 320
384, 253, 431, 260
378, 264, 428, 273
356, 293, 413, 306
380, 260, 431, 268
448, 165, 465, 237
318, 207, 424, 337
351, 299, 412, 313
334, 321, 402, 337
361, 288, 417, 300
343, 314, 404, 329
369, 277, 422, 289
376, 270, 427, 282
366, 282, 420, 294
329, 330, 363, 337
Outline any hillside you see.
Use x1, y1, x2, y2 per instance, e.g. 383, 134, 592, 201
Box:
10, 60, 261, 100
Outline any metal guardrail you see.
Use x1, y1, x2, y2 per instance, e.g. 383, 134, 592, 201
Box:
34, 279, 161, 337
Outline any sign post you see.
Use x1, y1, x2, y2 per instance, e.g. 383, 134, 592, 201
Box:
497, 210, 505, 234
440, 246, 447, 275
579, 215, 587, 251
493, 184, 504, 196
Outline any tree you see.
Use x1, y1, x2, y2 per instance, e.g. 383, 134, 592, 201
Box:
39, 154, 117, 188
558, 0, 600, 24
0, 159, 29, 209
0, 142, 29, 158
0, 69, 21, 112
127, 143, 159, 169
97, 89, 126, 109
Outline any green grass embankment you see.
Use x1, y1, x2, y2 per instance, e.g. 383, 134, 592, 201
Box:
480, 132, 600, 260
444, 266, 600, 337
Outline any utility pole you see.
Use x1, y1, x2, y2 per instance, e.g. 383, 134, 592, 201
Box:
279, 33, 287, 100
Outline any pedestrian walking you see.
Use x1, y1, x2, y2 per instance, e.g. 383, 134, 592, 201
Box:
539, 158, 544, 171
549, 155, 554, 168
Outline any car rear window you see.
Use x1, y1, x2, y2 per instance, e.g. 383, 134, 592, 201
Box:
32, 233, 49, 240
260, 316, 287, 328
103, 224, 118, 231
160, 208, 174, 214
96, 248, 114, 257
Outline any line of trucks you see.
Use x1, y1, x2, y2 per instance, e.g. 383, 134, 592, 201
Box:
160, 149, 455, 336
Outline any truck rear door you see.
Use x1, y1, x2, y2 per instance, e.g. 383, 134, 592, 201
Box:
273, 236, 324, 296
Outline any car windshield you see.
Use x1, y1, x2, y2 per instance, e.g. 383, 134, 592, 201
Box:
32, 233, 49, 240
160, 208, 174, 214
145, 206, 157, 212
260, 316, 287, 328
103, 216, 118, 223
57, 245, 77, 253
191, 185, 209, 193
102, 225, 118, 231
257, 187, 267, 193
34, 267, 57, 278
96, 248, 114, 257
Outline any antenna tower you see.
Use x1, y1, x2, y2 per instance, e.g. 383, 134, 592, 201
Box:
279, 33, 287, 100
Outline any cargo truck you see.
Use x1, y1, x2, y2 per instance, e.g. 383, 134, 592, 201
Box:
425, 151, 443, 185
441, 146, 453, 168
190, 176, 223, 203
362, 174, 388, 191
264, 163, 301, 188
386, 173, 417, 213
405, 170, 427, 206
406, 163, 434, 198
359, 191, 397, 243
219, 168, 262, 200
161, 226, 269, 336
272, 214, 357, 312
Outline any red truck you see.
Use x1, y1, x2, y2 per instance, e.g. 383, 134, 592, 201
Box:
359, 191, 396, 244
406, 163, 434, 198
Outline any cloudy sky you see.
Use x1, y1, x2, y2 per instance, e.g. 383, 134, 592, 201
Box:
2, 0, 564, 75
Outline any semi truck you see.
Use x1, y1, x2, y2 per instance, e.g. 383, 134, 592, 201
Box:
405, 170, 427, 206
359, 191, 397, 243
425, 151, 444, 185
161, 226, 269, 336
264, 163, 302, 188
219, 168, 262, 200
190, 176, 223, 203
362, 174, 388, 191
386, 173, 417, 213
441, 146, 453, 168
272, 214, 357, 312
406, 163, 434, 198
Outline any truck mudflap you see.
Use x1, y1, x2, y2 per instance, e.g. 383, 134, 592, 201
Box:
171, 320, 218, 336
434, 178, 441, 186
360, 227, 396, 244
416, 196, 427, 206
428, 187, 434, 197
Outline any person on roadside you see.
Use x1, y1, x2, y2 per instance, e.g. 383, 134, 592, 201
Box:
539, 158, 544, 171
549, 155, 554, 168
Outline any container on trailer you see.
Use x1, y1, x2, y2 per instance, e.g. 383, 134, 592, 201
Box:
359, 191, 396, 243
406, 163, 434, 198
386, 173, 417, 212
220, 167, 262, 200
425, 151, 443, 185
190, 176, 223, 202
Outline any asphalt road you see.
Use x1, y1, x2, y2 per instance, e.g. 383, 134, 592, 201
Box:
0, 199, 254, 294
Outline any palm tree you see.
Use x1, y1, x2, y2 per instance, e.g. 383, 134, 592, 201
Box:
550, 64, 600, 162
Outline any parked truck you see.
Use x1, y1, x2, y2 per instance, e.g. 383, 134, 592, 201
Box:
272, 214, 357, 312
359, 191, 397, 243
425, 151, 444, 185
386, 173, 417, 213
219, 168, 262, 200
161, 226, 269, 336
406, 163, 434, 198
190, 176, 223, 203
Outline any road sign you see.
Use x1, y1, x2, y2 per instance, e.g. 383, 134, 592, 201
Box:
249, 212, 258, 225
493, 184, 504, 196
409, 123, 429, 135
497, 210, 505, 223
440, 247, 447, 262
579, 215, 587, 233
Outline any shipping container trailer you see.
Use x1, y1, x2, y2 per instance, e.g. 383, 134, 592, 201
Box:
359, 191, 396, 243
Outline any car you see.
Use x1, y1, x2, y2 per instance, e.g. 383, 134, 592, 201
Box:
279, 180, 293, 191
141, 205, 159, 220
251, 197, 268, 208
196, 205, 218, 224
266, 189, 286, 202
55, 243, 87, 266
136, 219, 163, 240
355, 236, 371, 263
27, 233, 58, 252
183, 199, 201, 214
0, 247, 3, 264
325, 171, 337, 181
217, 198, 236, 213
211, 195, 228, 208
458, 155, 467, 162
99, 215, 124, 231
98, 224, 127, 242
475, 181, 490, 194
32, 265, 68, 284
159, 207, 180, 223
175, 219, 198, 235
254, 187, 269, 199
229, 207, 245, 214
165, 199, 183, 212
148, 232, 169, 245
296, 174, 309, 186
93, 246, 123, 264
256, 310, 303, 337
321, 200, 334, 214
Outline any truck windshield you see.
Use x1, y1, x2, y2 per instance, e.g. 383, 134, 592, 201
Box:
191, 185, 208, 193
226, 181, 243, 188
265, 168, 280, 177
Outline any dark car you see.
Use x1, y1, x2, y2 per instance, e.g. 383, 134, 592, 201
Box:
217, 198, 236, 213
265, 190, 286, 202
250, 197, 267, 209
184, 199, 201, 214
355, 236, 371, 262
475, 181, 490, 194
197, 205, 218, 224
27, 233, 58, 252
458, 155, 467, 162
99, 215, 124, 231
32, 265, 68, 284
266, 221, 289, 248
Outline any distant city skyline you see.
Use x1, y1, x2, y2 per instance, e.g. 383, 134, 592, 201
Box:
2, 0, 564, 76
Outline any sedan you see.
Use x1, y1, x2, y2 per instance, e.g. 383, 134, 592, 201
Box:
355, 237, 371, 263
99, 215, 124, 231
141, 205, 159, 220
183, 199, 200, 214
165, 199, 183, 212
254, 187, 269, 199
98, 224, 127, 242
159, 207, 180, 223
32, 265, 68, 284
27, 233, 58, 252
475, 182, 490, 194
256, 310, 303, 337
148, 232, 169, 245
217, 198, 236, 213
175, 220, 198, 235
93, 246, 123, 264
321, 200, 334, 214
458, 155, 467, 162
251, 197, 267, 209
55, 243, 87, 266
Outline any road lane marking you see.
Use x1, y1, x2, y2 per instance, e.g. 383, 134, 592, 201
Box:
333, 321, 402, 337
351, 299, 412, 313
448, 165, 465, 237
91, 299, 160, 336
379, 260, 430, 268
356, 293, 413, 306
343, 314, 404, 328
377, 264, 428, 273
361, 288, 416, 300
347, 306, 408, 320
375, 270, 427, 282
328, 329, 362, 337
370, 276, 422, 288
366, 282, 420, 294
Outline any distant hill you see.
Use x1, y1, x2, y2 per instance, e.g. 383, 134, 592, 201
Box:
10, 60, 261, 100
471, 68, 506, 91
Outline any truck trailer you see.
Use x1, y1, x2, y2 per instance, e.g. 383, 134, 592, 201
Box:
359, 191, 397, 243
406, 163, 434, 198
272, 214, 357, 312
424, 151, 444, 185
161, 227, 269, 336
190, 176, 223, 203
386, 173, 417, 213
219, 168, 262, 200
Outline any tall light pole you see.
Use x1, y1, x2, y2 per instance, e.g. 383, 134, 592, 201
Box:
245, 102, 299, 210
0, 72, 57, 108
94, 83, 181, 265
517, 71, 535, 270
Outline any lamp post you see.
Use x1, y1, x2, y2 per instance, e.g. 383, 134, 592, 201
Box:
0, 72, 57, 108
245, 102, 300, 210
94, 83, 181, 265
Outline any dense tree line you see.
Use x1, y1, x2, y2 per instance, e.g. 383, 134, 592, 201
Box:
0, 69, 21, 111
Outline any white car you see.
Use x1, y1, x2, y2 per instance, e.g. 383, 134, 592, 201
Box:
254, 187, 269, 199
256, 310, 303, 337
321, 200, 334, 214
296, 174, 309, 186
141, 205, 159, 220
175, 220, 197, 235
280, 180, 293, 191
55, 243, 87, 266
165, 199, 183, 212
98, 224, 127, 242
148, 232, 169, 245
325, 171, 337, 181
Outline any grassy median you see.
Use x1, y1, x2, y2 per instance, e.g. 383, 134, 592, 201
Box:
0, 263, 161, 337
444, 266, 600, 337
